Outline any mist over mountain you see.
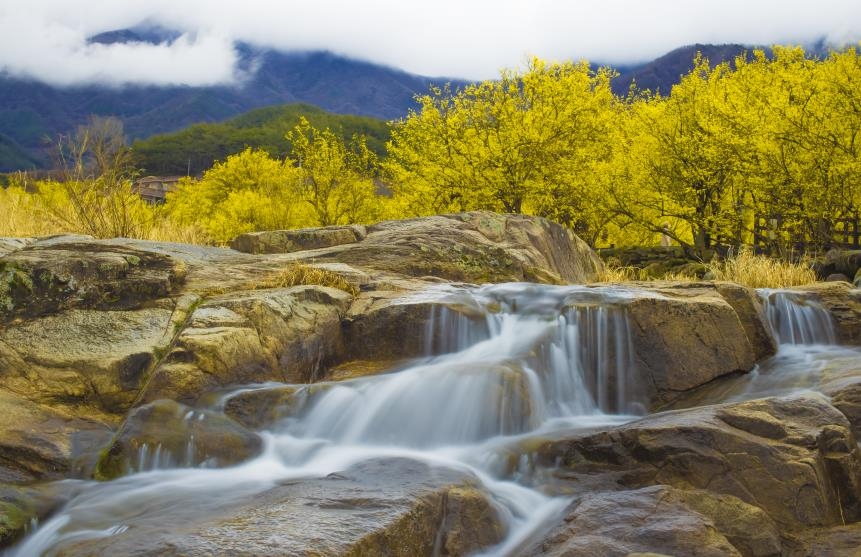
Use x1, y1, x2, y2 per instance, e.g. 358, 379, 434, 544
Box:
0, 30, 837, 172
0, 29, 464, 171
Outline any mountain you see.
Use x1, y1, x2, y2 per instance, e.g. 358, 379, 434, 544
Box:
610, 44, 750, 96
0, 44, 464, 171
0, 34, 835, 173
610, 41, 835, 96
131, 103, 390, 176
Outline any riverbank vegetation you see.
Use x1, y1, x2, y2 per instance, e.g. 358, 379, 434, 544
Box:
2, 45, 859, 277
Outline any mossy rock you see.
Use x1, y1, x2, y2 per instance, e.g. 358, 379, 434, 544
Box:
0, 498, 34, 547
0, 242, 186, 322
94, 399, 262, 480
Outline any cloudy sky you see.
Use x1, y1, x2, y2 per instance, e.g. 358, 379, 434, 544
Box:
1, 0, 859, 87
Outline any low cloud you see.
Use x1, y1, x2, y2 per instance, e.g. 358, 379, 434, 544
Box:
1, 0, 859, 86
0, 7, 239, 87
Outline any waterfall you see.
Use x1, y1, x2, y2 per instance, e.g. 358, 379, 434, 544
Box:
4, 283, 647, 557
760, 289, 837, 345
277, 284, 644, 451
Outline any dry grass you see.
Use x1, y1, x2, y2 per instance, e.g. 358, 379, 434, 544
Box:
597, 248, 817, 288
598, 249, 816, 288
595, 263, 642, 282
255, 263, 360, 296
595, 262, 697, 283
143, 221, 212, 245
706, 248, 816, 288
0, 186, 68, 237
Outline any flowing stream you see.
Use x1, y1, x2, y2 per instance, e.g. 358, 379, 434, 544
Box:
5, 284, 857, 556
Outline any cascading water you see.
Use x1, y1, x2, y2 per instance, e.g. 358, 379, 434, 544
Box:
760, 289, 837, 345
3, 284, 651, 556
686, 288, 851, 406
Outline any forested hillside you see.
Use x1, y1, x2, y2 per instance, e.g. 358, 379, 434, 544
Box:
0, 49, 460, 171
131, 104, 390, 175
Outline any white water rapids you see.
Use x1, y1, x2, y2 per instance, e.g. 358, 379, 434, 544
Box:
4, 283, 856, 556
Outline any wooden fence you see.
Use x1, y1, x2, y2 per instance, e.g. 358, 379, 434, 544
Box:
752, 214, 860, 255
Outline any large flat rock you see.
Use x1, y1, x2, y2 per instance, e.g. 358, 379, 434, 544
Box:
139, 285, 353, 403
0, 297, 196, 413
527, 485, 780, 557
0, 240, 186, 322
536, 394, 861, 531
45, 458, 506, 557
274, 212, 604, 284
0, 391, 111, 484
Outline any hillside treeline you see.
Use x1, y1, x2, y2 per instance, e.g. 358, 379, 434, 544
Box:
130, 104, 390, 175
2, 46, 859, 254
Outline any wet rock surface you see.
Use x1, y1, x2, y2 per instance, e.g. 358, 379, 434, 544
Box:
791, 282, 861, 344
527, 485, 780, 557
94, 399, 263, 480
51, 459, 506, 557
530, 393, 861, 554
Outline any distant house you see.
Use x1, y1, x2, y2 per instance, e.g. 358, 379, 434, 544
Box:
133, 176, 183, 204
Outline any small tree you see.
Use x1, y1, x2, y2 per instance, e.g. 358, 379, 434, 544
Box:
47, 115, 151, 238
165, 147, 300, 244
288, 118, 380, 226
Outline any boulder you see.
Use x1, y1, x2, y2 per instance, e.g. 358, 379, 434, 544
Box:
343, 288, 478, 361
0, 240, 186, 322
575, 281, 775, 408
714, 281, 778, 361
222, 385, 304, 429
230, 225, 366, 254
536, 394, 861, 530
822, 370, 861, 438
0, 391, 113, 484
527, 485, 781, 557
48, 459, 506, 557
297, 212, 604, 284
0, 238, 33, 257
139, 286, 352, 403
625, 292, 759, 406
812, 249, 861, 281
0, 296, 197, 413
94, 399, 262, 480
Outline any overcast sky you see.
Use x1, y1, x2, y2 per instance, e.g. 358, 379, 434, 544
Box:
1, 0, 859, 87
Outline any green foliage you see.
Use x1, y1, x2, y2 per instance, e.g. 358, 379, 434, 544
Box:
131, 103, 390, 176
166, 148, 301, 244
288, 117, 381, 226
385, 58, 622, 245
387, 46, 861, 255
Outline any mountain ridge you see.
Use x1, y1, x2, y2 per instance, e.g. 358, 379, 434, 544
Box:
0, 37, 834, 172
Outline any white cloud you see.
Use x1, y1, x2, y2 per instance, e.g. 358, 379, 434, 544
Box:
1, 0, 859, 86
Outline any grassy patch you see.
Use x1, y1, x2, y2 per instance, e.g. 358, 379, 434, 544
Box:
706, 248, 816, 288
256, 264, 359, 295
596, 263, 697, 283
597, 248, 816, 288
202, 263, 360, 298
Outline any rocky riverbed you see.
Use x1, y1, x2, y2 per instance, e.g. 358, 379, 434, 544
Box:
1, 212, 861, 556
